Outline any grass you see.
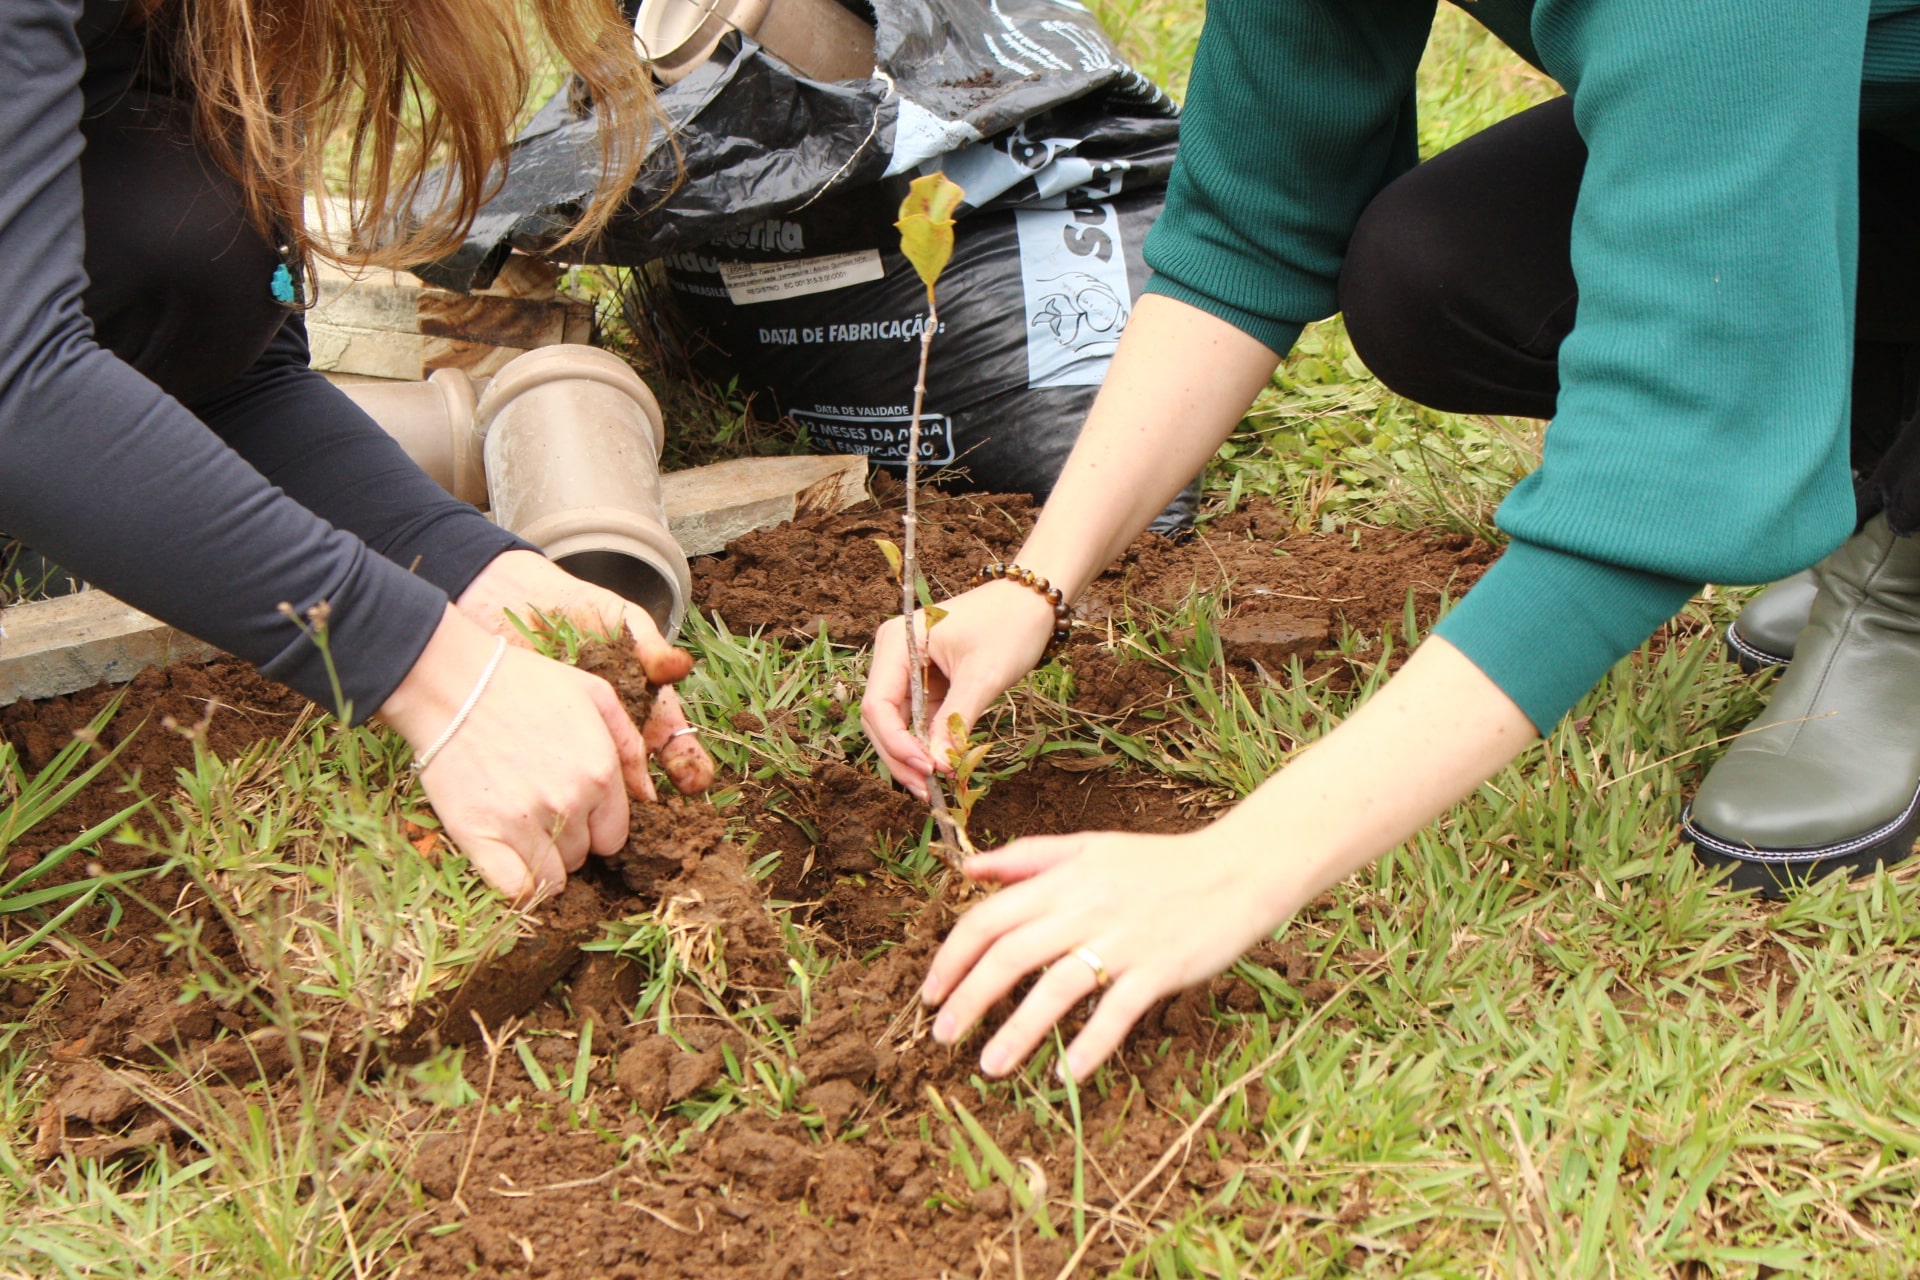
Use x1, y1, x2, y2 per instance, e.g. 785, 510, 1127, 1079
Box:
4, 5, 1914, 1277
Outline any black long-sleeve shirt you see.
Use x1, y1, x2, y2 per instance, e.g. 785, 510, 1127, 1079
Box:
0, 0, 526, 720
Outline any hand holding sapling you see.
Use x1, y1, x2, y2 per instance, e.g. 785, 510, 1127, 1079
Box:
863, 578, 1061, 791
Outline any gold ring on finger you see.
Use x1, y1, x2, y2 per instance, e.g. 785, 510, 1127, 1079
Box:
1071, 945, 1110, 989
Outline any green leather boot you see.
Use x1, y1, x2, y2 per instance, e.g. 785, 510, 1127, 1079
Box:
1724, 569, 1818, 672
1685, 515, 1920, 894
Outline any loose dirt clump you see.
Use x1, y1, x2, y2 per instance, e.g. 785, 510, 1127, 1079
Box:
577, 630, 658, 727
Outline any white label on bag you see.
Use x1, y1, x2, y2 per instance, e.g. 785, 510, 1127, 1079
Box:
1014, 200, 1132, 388
718, 251, 886, 305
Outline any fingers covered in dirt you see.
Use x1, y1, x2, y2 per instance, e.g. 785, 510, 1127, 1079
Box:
642, 685, 715, 795
457, 549, 694, 685
860, 582, 1058, 797
456, 548, 715, 797
918, 827, 1282, 1081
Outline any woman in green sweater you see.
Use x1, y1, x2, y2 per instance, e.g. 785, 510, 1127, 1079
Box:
860, 0, 1920, 1081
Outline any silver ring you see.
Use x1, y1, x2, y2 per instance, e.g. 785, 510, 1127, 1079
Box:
667, 725, 701, 741
1071, 946, 1110, 989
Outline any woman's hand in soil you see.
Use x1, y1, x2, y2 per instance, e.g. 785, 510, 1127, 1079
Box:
922, 638, 1542, 1080
921, 826, 1287, 1080
456, 550, 713, 794
381, 606, 657, 901
863, 580, 1058, 798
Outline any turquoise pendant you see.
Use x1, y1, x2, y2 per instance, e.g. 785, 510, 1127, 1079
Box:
270, 263, 296, 305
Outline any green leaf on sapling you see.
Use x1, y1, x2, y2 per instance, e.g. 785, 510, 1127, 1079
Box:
895, 173, 966, 301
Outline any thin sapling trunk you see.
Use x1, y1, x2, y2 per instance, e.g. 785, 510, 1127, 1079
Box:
892, 173, 975, 871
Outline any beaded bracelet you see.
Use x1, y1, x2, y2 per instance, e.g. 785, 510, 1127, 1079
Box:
972, 561, 1074, 661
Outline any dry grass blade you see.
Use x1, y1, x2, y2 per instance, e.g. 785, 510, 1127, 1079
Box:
452, 1010, 518, 1215
1050, 968, 1373, 1279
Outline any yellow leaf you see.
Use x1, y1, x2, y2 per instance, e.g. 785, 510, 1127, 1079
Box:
923, 605, 949, 629
873, 537, 904, 581
895, 173, 966, 298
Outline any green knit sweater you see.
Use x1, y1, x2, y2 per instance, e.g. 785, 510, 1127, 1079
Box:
1143, 0, 1920, 732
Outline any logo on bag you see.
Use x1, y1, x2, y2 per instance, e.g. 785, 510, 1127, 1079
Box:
1013, 201, 1131, 387
713, 219, 807, 255
1029, 271, 1128, 349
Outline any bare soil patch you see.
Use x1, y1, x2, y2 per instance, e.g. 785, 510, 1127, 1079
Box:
692, 483, 1495, 657
11, 498, 1490, 1277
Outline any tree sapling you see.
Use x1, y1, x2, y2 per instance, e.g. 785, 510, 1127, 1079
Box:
886, 172, 977, 869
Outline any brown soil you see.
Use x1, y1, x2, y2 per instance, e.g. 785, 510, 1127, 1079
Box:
691, 484, 1495, 660
1, 659, 310, 867
11, 495, 1483, 1277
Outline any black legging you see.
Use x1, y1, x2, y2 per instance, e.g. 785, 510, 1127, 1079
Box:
1339, 96, 1920, 533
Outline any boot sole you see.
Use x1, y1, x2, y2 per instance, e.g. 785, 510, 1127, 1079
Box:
1724, 621, 1792, 675
1682, 785, 1920, 899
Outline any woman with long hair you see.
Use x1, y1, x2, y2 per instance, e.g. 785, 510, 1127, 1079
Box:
1, 0, 712, 899
862, 0, 1920, 1081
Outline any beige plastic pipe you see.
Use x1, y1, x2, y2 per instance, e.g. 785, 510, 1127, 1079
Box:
473, 345, 692, 639
635, 0, 875, 85
340, 370, 488, 508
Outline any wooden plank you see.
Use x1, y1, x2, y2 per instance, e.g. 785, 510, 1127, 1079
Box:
307, 251, 592, 376
309, 278, 586, 350
304, 322, 530, 381
663, 453, 869, 558
0, 592, 218, 706
0, 455, 869, 703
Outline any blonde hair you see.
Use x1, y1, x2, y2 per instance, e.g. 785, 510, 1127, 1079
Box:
145, 0, 653, 269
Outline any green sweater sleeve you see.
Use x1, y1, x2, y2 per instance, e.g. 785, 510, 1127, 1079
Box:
1437, 0, 1869, 730
1146, 0, 1872, 732
1142, 0, 1438, 351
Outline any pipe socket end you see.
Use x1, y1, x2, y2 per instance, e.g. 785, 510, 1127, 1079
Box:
519, 508, 692, 641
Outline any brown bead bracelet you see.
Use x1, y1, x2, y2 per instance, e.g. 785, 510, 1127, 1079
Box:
972, 561, 1074, 660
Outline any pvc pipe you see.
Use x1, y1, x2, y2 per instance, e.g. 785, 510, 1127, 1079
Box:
634, 0, 874, 85
747, 0, 875, 82
340, 370, 488, 508
473, 346, 692, 639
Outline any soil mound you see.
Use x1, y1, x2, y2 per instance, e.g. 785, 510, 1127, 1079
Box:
692, 487, 1496, 651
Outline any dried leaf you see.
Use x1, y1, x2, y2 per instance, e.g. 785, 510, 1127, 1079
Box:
895, 173, 966, 298
872, 537, 904, 581
923, 605, 949, 629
